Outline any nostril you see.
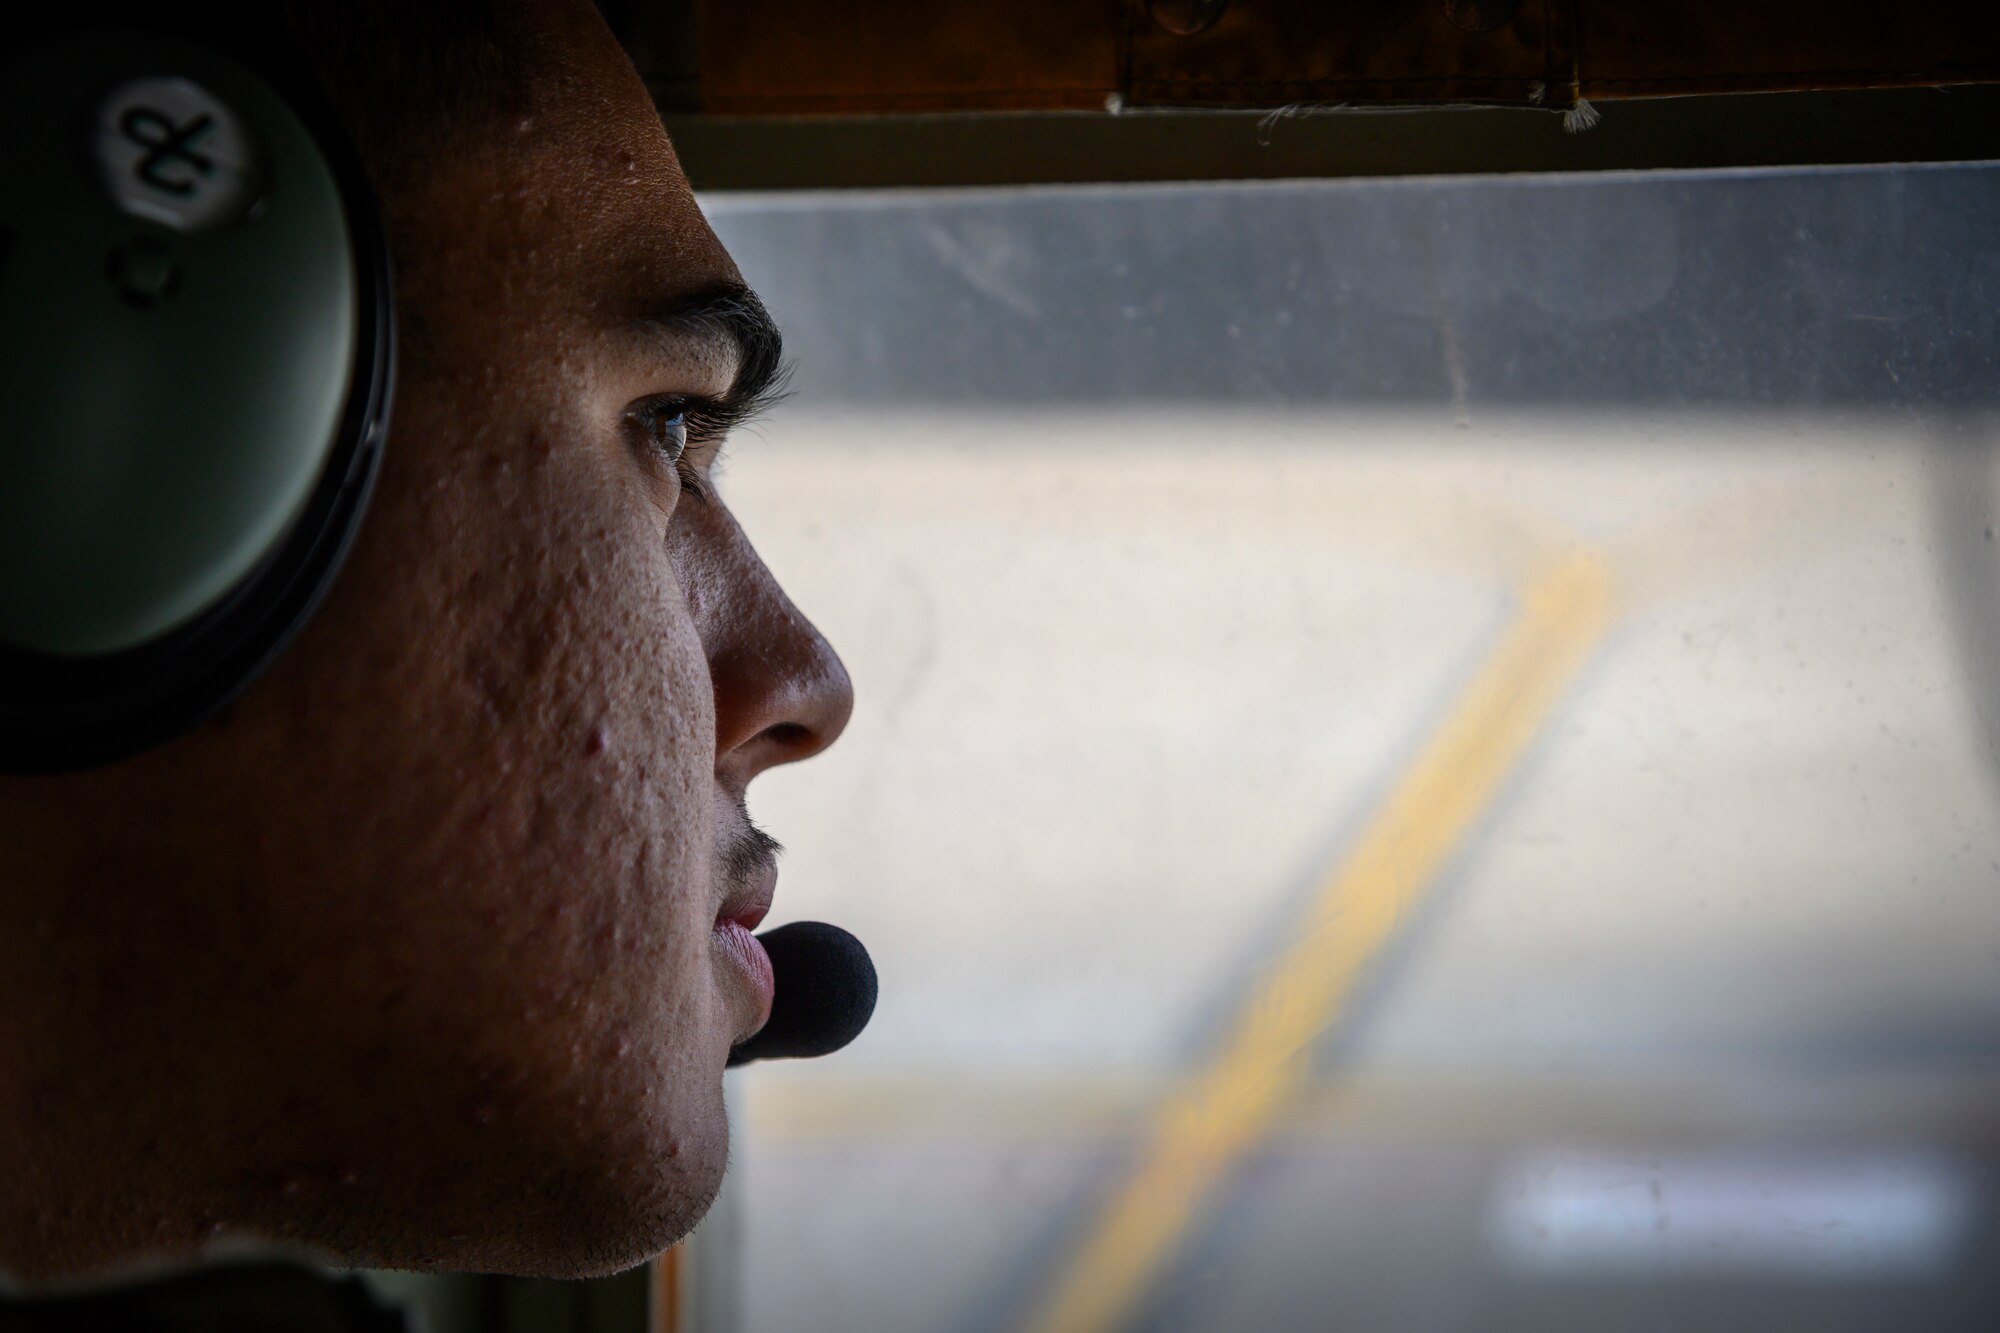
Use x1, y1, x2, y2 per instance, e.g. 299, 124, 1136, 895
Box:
763, 721, 814, 754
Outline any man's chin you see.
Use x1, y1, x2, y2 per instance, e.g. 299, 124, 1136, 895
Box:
228, 1073, 734, 1280
354, 1152, 724, 1279
488, 1167, 723, 1280
485, 1099, 731, 1278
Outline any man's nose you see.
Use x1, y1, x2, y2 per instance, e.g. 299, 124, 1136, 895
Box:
708, 561, 854, 784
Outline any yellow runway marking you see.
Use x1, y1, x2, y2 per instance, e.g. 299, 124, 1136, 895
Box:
1018, 552, 1617, 1333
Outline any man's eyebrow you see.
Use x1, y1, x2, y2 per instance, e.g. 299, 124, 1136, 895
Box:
635, 283, 789, 422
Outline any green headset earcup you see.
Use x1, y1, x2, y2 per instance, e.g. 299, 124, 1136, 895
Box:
0, 23, 356, 655
0, 12, 392, 771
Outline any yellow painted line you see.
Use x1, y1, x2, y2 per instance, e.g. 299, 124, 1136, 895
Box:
1017, 551, 1617, 1333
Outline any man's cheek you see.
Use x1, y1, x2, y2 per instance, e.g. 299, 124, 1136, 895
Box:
589, 519, 721, 919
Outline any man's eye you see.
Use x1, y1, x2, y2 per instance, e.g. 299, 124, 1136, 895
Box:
628, 400, 715, 506
641, 406, 689, 464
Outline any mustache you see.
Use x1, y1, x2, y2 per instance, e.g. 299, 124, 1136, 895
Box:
719, 793, 784, 885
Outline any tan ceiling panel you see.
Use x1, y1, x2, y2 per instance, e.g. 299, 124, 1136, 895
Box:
1577, 0, 2000, 97
653, 0, 2000, 116
696, 0, 1122, 113
1125, 0, 1569, 109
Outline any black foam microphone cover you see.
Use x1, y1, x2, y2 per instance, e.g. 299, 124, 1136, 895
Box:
727, 920, 877, 1067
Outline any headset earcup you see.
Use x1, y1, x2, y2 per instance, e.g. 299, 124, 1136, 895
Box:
0, 15, 393, 772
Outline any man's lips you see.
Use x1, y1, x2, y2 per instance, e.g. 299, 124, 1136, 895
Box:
713, 919, 774, 1033
714, 857, 778, 1035
716, 858, 776, 931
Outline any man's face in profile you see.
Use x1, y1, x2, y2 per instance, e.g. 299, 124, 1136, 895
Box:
0, 0, 850, 1282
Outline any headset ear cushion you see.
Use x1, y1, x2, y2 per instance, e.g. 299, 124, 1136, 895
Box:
0, 14, 394, 773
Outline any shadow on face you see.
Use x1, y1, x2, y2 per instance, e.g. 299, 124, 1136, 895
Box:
0, 0, 852, 1285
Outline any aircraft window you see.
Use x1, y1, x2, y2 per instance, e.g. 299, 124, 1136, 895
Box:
686, 161, 2000, 1333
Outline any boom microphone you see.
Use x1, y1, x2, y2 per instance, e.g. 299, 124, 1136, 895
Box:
727, 920, 877, 1066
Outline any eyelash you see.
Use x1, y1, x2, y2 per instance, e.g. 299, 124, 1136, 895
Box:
626, 360, 790, 511
631, 397, 731, 506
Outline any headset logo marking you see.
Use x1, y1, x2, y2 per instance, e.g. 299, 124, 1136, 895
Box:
90, 77, 265, 233
119, 106, 218, 197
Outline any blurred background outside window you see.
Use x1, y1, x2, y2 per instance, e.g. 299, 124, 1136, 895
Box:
683, 161, 2000, 1333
